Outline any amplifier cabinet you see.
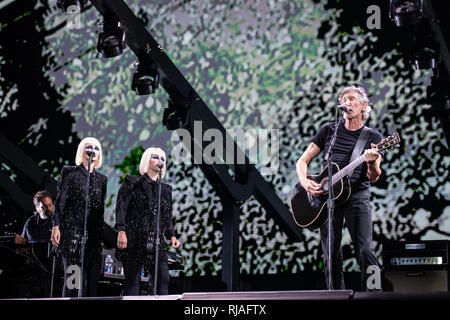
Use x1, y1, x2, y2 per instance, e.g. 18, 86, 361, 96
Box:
382, 240, 449, 292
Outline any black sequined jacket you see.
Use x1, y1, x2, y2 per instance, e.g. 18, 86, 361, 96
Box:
114, 174, 175, 265
52, 165, 107, 265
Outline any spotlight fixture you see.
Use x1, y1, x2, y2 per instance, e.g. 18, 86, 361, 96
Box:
411, 47, 439, 69
426, 71, 450, 146
389, 0, 421, 27
162, 99, 187, 130
56, 0, 89, 13
409, 17, 440, 70
426, 72, 450, 106
131, 61, 159, 95
97, 19, 126, 58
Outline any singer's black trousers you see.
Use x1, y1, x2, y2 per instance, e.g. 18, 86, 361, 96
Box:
319, 189, 380, 291
122, 255, 170, 296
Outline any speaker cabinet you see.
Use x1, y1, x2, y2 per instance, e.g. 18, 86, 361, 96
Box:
383, 240, 449, 293
385, 270, 448, 292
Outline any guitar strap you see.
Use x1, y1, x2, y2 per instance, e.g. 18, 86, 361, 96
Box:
347, 125, 371, 180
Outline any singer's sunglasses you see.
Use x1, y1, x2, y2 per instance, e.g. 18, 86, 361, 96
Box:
85, 145, 100, 152
151, 155, 165, 162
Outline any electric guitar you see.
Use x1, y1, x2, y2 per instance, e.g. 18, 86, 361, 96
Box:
290, 132, 400, 230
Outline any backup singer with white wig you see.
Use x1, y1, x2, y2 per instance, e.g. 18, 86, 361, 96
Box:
51, 137, 107, 297
115, 146, 180, 295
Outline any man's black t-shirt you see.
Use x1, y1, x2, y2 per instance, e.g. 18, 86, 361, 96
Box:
21, 214, 53, 241
311, 121, 383, 193
21, 214, 53, 270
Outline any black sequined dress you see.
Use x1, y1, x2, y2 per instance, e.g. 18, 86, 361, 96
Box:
114, 174, 175, 270
52, 165, 107, 267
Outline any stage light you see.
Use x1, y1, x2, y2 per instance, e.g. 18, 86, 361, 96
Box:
426, 71, 450, 145
163, 109, 184, 130
131, 61, 159, 95
409, 16, 440, 70
163, 108, 184, 130
162, 99, 187, 130
412, 47, 439, 69
426, 72, 450, 106
97, 19, 126, 58
389, 0, 421, 27
56, 0, 89, 13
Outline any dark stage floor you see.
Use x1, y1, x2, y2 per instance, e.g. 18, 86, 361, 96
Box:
4, 289, 450, 300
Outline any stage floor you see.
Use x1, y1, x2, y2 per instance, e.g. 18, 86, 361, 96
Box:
4, 290, 450, 300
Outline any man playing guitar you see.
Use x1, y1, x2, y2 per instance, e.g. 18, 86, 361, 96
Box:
296, 84, 383, 291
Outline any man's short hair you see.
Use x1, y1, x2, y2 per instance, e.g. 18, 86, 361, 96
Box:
338, 84, 372, 121
33, 190, 53, 208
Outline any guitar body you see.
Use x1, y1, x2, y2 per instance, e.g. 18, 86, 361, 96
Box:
290, 162, 351, 230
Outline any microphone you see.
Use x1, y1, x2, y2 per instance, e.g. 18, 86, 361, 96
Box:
157, 161, 164, 169
86, 150, 95, 158
337, 105, 351, 112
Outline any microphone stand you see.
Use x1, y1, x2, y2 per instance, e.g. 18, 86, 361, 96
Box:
152, 162, 164, 295
78, 154, 93, 298
323, 111, 344, 290
50, 254, 56, 298
50, 245, 57, 298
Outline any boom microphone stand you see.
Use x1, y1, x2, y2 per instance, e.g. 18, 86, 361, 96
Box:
79, 151, 94, 298
152, 161, 164, 295
323, 110, 344, 290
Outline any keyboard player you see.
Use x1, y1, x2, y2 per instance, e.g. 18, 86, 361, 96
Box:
20, 190, 54, 297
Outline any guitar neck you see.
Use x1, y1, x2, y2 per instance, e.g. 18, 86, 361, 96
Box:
326, 132, 399, 187
331, 154, 366, 185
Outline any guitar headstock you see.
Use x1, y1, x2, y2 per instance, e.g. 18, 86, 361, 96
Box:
376, 132, 400, 152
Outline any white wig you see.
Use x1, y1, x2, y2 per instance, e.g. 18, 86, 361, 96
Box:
338, 85, 372, 121
139, 147, 166, 178
75, 137, 103, 168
